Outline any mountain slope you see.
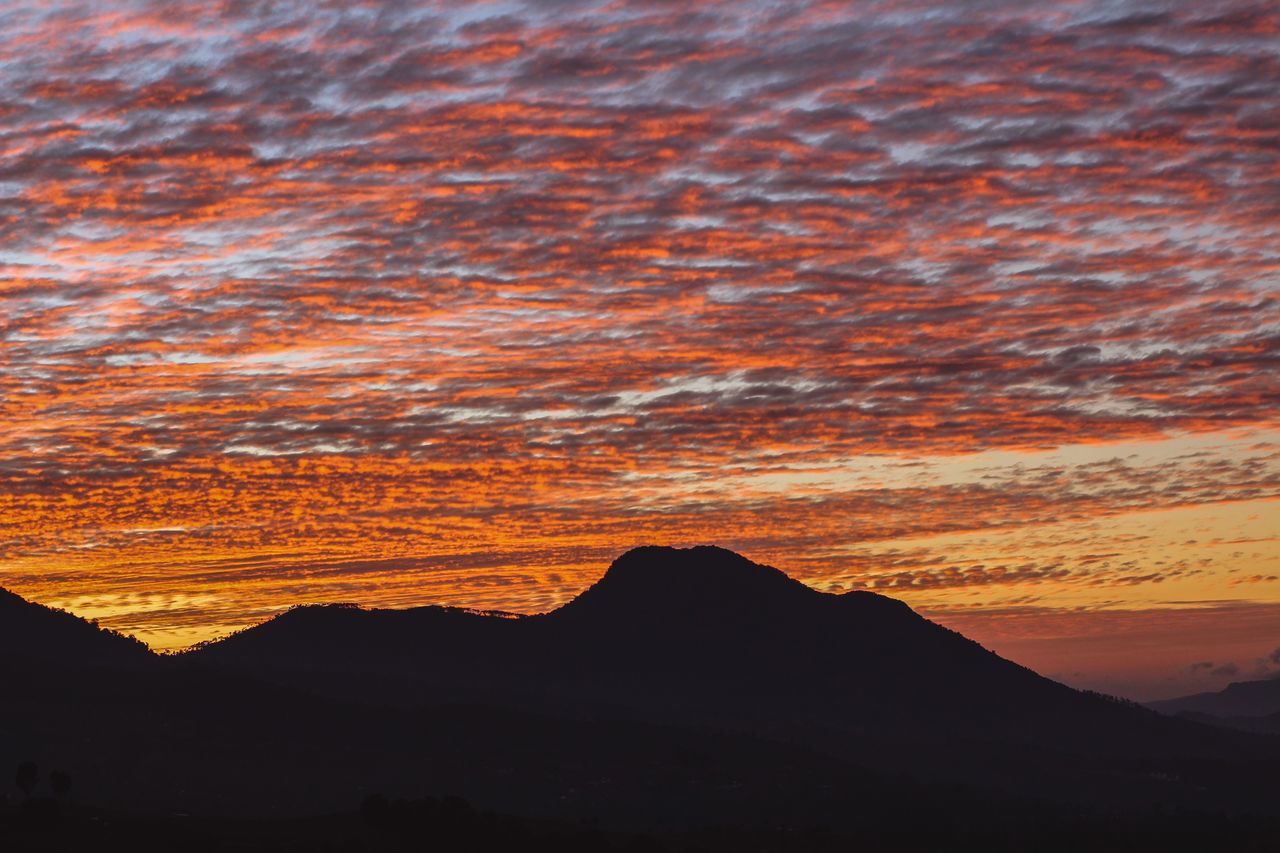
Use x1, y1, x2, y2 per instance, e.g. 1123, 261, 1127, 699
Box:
6, 551, 1280, 821
186, 546, 1263, 770
0, 583, 1002, 824
535, 547, 1072, 732
0, 585, 154, 669
1149, 675, 1280, 719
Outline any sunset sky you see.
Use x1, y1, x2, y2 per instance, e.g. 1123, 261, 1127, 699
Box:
2, 0, 1277, 700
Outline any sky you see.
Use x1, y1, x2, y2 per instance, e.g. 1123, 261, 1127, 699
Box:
1, 0, 1277, 701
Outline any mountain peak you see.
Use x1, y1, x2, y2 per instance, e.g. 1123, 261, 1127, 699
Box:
553, 545, 817, 623
605, 544, 801, 587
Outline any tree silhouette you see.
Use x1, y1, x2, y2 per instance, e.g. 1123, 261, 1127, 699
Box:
50, 770, 72, 799
15, 761, 37, 799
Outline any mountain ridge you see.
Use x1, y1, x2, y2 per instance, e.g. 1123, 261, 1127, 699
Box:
6, 546, 1280, 823
1146, 673, 1280, 734
183, 546, 1250, 760
0, 585, 154, 669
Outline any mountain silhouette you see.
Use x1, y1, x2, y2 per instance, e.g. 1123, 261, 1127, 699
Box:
1149, 674, 1280, 718
555, 544, 817, 618
181, 546, 1193, 741
0, 585, 153, 669
7, 547, 1280, 826
0, 573, 949, 824
186, 546, 1272, 803
187, 546, 1113, 726
1148, 674, 1280, 733
535, 546, 1065, 730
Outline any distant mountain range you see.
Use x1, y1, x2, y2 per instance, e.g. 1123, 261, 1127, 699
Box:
5, 545, 1280, 828
1148, 674, 1280, 734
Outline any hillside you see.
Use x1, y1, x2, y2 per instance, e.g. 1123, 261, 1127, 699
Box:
186, 546, 1277, 808
5, 548, 1280, 825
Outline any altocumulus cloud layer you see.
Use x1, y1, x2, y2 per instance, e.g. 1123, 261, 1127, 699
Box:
2, 0, 1278, 684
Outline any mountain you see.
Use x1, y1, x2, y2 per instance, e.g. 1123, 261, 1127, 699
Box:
182, 546, 1160, 740
7, 547, 1280, 828
1147, 675, 1280, 735
186, 546, 1277, 808
1149, 675, 1280, 719
535, 546, 1101, 741
0, 574, 979, 825
0, 585, 154, 670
